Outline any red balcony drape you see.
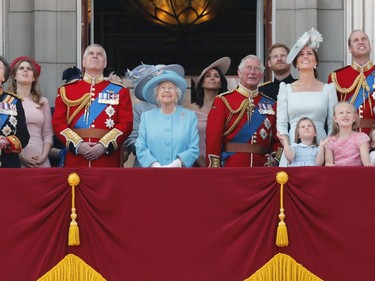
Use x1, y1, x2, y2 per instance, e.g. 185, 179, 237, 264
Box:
0, 167, 374, 280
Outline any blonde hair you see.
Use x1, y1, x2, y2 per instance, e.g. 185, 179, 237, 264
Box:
330, 101, 359, 136
294, 117, 318, 144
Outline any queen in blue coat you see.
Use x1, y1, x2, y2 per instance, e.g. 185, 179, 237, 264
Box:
135, 65, 199, 167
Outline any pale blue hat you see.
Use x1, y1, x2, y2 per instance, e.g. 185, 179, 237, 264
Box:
126, 64, 186, 103
142, 69, 187, 104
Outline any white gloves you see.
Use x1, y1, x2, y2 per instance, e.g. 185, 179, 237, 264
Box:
150, 159, 182, 168
150, 162, 162, 167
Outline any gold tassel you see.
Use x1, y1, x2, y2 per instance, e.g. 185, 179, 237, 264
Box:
68, 173, 80, 246
276, 171, 289, 247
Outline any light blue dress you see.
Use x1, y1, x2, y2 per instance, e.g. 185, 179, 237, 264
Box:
289, 143, 320, 167
136, 105, 199, 167
277, 82, 338, 167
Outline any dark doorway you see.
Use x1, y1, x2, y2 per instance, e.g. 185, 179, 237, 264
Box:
93, 0, 257, 77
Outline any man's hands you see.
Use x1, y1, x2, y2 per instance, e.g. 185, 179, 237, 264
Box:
78, 142, 106, 161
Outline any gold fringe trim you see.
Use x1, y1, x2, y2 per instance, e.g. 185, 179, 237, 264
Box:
68, 173, 80, 246
244, 253, 323, 281
37, 254, 106, 281
219, 95, 249, 137
276, 171, 289, 247
330, 72, 368, 103
59, 86, 90, 125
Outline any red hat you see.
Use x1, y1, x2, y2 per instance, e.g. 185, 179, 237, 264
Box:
10, 56, 41, 76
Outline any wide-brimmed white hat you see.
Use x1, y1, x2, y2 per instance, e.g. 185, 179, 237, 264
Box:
195, 57, 231, 90
286, 28, 323, 64
126, 64, 185, 101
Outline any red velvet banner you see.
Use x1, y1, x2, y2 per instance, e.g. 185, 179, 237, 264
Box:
0, 167, 374, 280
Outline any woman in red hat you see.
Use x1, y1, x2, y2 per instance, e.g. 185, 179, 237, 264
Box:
0, 56, 30, 167
8, 56, 53, 167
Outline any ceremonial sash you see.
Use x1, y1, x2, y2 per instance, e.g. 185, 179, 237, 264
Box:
349, 70, 375, 109
0, 96, 18, 129
222, 96, 274, 161
75, 83, 121, 128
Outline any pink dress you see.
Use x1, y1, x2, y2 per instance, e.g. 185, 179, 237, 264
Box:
21, 97, 54, 167
325, 132, 370, 166
191, 110, 208, 167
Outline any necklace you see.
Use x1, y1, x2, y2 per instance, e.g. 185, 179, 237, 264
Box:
160, 107, 176, 115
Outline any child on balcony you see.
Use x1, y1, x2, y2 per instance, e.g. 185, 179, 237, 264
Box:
325, 101, 370, 166
277, 117, 327, 166
369, 128, 375, 165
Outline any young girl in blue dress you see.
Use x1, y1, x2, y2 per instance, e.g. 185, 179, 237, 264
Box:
277, 117, 327, 166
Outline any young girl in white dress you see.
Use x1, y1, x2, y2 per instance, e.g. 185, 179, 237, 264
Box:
277, 117, 327, 166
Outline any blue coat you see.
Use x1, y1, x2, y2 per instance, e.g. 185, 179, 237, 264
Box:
136, 106, 199, 167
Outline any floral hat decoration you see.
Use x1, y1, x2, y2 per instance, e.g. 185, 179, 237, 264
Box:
286, 28, 323, 64
126, 63, 186, 104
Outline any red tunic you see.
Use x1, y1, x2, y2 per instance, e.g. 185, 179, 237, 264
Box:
328, 61, 375, 134
206, 84, 281, 167
52, 74, 133, 167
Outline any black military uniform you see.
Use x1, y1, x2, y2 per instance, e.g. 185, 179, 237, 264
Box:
0, 90, 30, 167
258, 74, 296, 101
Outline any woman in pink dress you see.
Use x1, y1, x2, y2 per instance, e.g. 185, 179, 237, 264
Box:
324, 101, 370, 166
185, 57, 230, 167
8, 56, 53, 167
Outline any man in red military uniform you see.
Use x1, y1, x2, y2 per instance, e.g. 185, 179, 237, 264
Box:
206, 54, 282, 167
328, 30, 375, 134
52, 44, 133, 167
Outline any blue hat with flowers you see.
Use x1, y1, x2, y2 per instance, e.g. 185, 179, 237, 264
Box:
126, 64, 186, 104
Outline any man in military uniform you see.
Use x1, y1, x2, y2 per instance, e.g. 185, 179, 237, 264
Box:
0, 56, 29, 167
206, 55, 282, 167
259, 43, 296, 101
328, 30, 375, 134
52, 44, 133, 167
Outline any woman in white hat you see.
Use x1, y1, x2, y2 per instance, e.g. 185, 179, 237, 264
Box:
135, 65, 199, 167
185, 57, 230, 167
277, 28, 338, 166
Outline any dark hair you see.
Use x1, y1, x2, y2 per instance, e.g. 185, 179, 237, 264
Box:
292, 47, 319, 78
0, 56, 11, 83
268, 43, 290, 59
191, 66, 228, 108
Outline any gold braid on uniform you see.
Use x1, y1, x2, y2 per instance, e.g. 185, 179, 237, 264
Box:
330, 72, 367, 102
219, 96, 249, 137
59, 86, 91, 125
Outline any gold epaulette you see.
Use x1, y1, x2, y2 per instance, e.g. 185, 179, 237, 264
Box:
217, 89, 234, 97
109, 81, 127, 88
59, 78, 80, 88
258, 80, 272, 87
259, 91, 276, 103
5, 91, 22, 101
